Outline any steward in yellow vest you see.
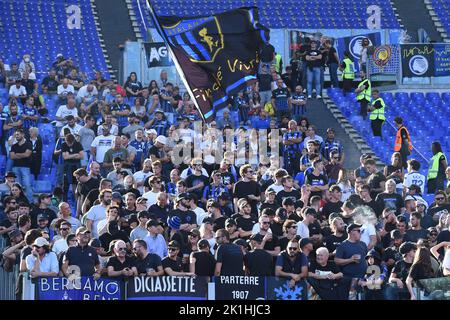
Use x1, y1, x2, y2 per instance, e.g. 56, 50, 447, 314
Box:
427, 141, 448, 193
355, 69, 371, 119
368, 89, 385, 138
339, 51, 355, 95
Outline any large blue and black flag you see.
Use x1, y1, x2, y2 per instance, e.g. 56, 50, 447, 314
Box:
145, 1, 269, 122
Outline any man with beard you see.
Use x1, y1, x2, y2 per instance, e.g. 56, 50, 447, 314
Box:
85, 189, 112, 239
323, 217, 347, 260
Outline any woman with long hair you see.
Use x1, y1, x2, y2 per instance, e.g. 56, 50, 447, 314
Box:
337, 168, 354, 202
199, 220, 216, 254
10, 183, 29, 204
148, 80, 159, 95
130, 96, 147, 123
406, 246, 436, 300
124, 72, 143, 98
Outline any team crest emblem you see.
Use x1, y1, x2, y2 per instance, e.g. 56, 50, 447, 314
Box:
373, 45, 392, 67
164, 17, 224, 64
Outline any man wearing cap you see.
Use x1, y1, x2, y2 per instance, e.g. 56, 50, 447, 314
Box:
85, 189, 112, 239
214, 229, 245, 276
129, 211, 150, 242
62, 227, 102, 279
354, 154, 372, 181
144, 219, 168, 259
26, 237, 59, 278
147, 135, 170, 166
29, 194, 57, 228
0, 171, 16, 198
1, 229, 25, 272
258, 188, 278, 213
169, 193, 198, 237
142, 176, 164, 208
146, 109, 170, 137
91, 123, 115, 166
415, 198, 434, 229
428, 191, 450, 224
335, 223, 368, 297
162, 240, 195, 276
386, 242, 417, 300
244, 233, 274, 276
111, 94, 131, 131
296, 207, 316, 239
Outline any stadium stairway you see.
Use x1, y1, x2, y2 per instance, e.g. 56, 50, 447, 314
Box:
425, 0, 450, 42
321, 92, 384, 169
92, 0, 137, 79
391, 0, 443, 42
304, 97, 362, 170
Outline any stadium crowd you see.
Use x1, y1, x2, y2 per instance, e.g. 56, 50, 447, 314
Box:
0, 36, 449, 301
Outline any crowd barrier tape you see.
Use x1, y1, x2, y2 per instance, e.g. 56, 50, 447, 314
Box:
19, 275, 450, 300
22, 275, 308, 300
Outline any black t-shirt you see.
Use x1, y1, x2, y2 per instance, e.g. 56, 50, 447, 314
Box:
260, 43, 275, 63
392, 259, 412, 283
367, 172, 386, 199
30, 207, 57, 228
436, 230, 450, 258
42, 76, 58, 92
106, 255, 137, 278
235, 215, 257, 239
406, 228, 429, 243
162, 256, 184, 273
192, 251, 216, 276
215, 243, 244, 276
99, 231, 130, 252
259, 232, 280, 252
220, 172, 235, 188
276, 189, 301, 206
321, 201, 343, 220
270, 222, 284, 239
429, 204, 450, 224
148, 145, 163, 159
305, 172, 329, 198
233, 180, 261, 213
258, 73, 272, 92
213, 216, 227, 232
148, 204, 171, 222
324, 233, 347, 255
11, 140, 32, 167
64, 245, 100, 276
409, 263, 433, 283
306, 49, 322, 68
169, 209, 197, 226
86, 189, 100, 207
327, 47, 339, 64
244, 249, 273, 276
61, 141, 83, 164
309, 220, 323, 236
77, 178, 100, 199
375, 192, 404, 215
259, 202, 280, 214
364, 199, 382, 218
185, 173, 209, 200
135, 253, 162, 274
309, 260, 341, 288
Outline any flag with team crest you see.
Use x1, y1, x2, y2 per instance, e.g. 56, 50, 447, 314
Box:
146, 3, 270, 122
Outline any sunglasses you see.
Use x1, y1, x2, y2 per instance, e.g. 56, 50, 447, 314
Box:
289, 225, 298, 229
352, 229, 361, 233
168, 248, 178, 252
60, 228, 70, 231
261, 221, 270, 225
247, 171, 254, 174
188, 234, 198, 237
436, 197, 445, 201
288, 247, 298, 251
117, 247, 127, 252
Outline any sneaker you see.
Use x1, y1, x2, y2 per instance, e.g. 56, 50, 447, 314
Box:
308, 95, 312, 99
317, 95, 322, 99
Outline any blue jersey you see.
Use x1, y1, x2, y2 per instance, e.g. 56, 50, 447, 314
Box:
129, 139, 148, 169
321, 139, 343, 161
5, 115, 22, 137
160, 89, 174, 113
283, 131, 302, 155
151, 119, 170, 137
22, 106, 38, 129
111, 103, 131, 128
203, 183, 228, 201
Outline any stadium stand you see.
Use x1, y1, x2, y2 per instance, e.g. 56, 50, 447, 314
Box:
430, 0, 450, 36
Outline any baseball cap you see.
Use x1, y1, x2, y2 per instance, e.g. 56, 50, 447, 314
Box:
404, 195, 416, 202
282, 198, 295, 207
202, 217, 214, 225
145, 129, 157, 136
137, 211, 150, 219
299, 238, 313, 248
415, 197, 429, 209
366, 249, 381, 261
37, 213, 49, 221
155, 135, 167, 145
56, 53, 63, 58
136, 197, 148, 204
206, 199, 220, 208
146, 219, 159, 228
198, 239, 210, 249
126, 214, 138, 225
266, 188, 277, 194
168, 240, 180, 249
5, 171, 16, 178
399, 242, 417, 255
390, 229, 403, 240
218, 192, 230, 200
75, 226, 91, 235
89, 239, 102, 248
177, 193, 192, 202
33, 237, 50, 247
8, 229, 22, 240
239, 200, 250, 209
154, 109, 164, 114
249, 233, 264, 243
346, 223, 362, 233
112, 192, 123, 200
188, 228, 200, 238
225, 218, 236, 227
38, 193, 52, 201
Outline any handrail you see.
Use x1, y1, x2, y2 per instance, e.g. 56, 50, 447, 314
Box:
385, 119, 430, 164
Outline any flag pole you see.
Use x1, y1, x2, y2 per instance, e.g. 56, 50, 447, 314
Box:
144, 0, 207, 122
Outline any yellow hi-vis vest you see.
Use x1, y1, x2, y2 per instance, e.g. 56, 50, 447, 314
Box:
369, 97, 386, 120
342, 58, 355, 80
427, 152, 446, 179
274, 53, 282, 73
357, 78, 371, 102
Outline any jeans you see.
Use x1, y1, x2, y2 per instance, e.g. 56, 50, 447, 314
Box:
12, 167, 33, 202
329, 63, 339, 88
301, 61, 308, 88
307, 67, 321, 96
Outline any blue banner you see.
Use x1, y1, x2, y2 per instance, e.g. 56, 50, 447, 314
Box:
433, 44, 450, 77
214, 276, 266, 300
266, 278, 308, 300
337, 32, 382, 73
126, 276, 208, 300
37, 277, 122, 300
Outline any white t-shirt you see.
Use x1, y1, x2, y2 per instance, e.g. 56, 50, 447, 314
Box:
267, 183, 284, 194
403, 171, 426, 194
86, 204, 107, 239
91, 135, 115, 163
304, 135, 324, 146
97, 124, 119, 136
142, 190, 159, 208
296, 221, 310, 238
52, 238, 69, 256
193, 207, 207, 226
9, 85, 27, 97
133, 170, 154, 195
360, 223, 377, 247
57, 84, 75, 96
443, 249, 450, 270
60, 123, 83, 137
77, 85, 98, 99
55, 105, 79, 127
